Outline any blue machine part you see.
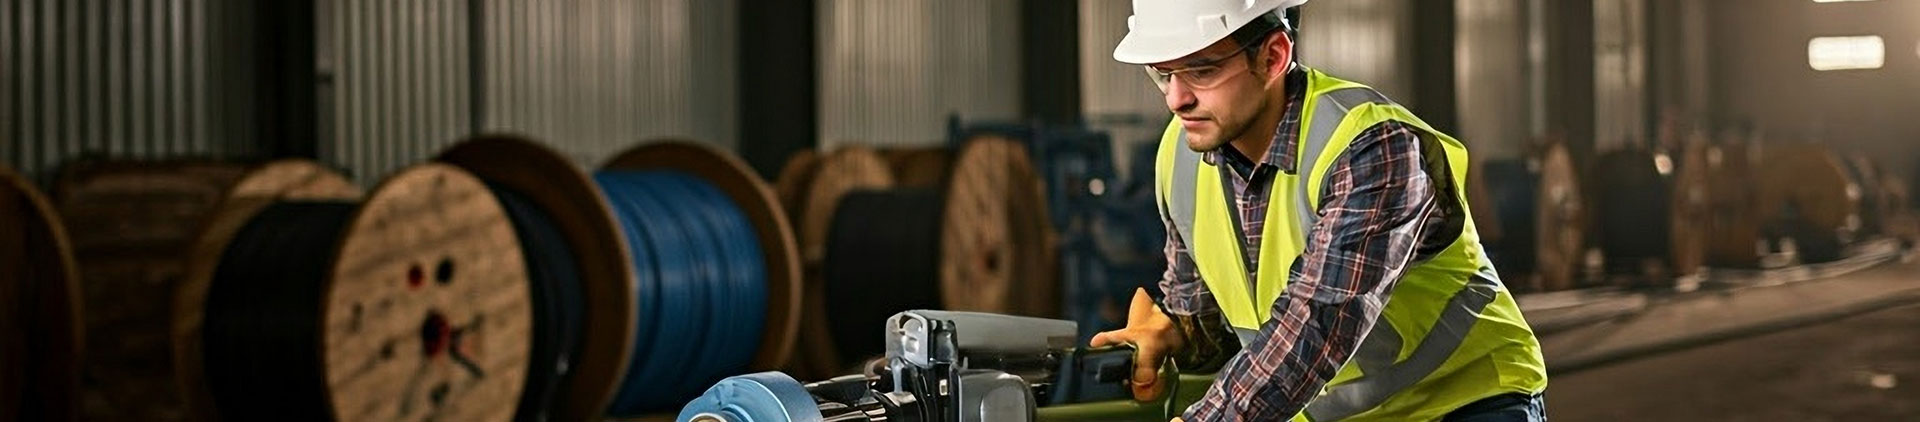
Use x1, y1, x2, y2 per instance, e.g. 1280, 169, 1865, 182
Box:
676, 372, 824, 422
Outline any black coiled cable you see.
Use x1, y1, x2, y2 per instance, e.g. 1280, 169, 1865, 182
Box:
201, 202, 356, 422
487, 183, 587, 422
822, 189, 945, 371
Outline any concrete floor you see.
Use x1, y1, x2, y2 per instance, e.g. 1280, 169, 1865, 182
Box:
1546, 303, 1920, 421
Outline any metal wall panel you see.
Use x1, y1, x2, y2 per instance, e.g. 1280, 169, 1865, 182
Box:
1297, 0, 1416, 105
3, 0, 256, 183
819, 0, 1022, 148
1457, 0, 1533, 160
1077, 0, 1168, 181
1593, 0, 1646, 151
321, 0, 470, 181
480, 0, 737, 167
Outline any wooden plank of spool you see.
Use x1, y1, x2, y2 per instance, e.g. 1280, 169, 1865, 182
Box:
879, 147, 954, 190
1757, 144, 1860, 263
322, 164, 532, 422
1534, 143, 1585, 292
1, 165, 84, 422
787, 146, 893, 379
1668, 140, 1712, 277
438, 135, 638, 422
941, 135, 1058, 317
602, 140, 804, 377
76, 160, 357, 422
1705, 142, 1764, 267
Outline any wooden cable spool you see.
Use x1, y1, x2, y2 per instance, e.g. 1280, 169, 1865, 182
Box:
55, 159, 358, 422
786, 146, 894, 381
1703, 141, 1765, 268
1668, 140, 1712, 277
1590, 146, 1709, 283
1756, 144, 1860, 263
877, 147, 954, 190
175, 164, 532, 422
940, 135, 1057, 317
601, 141, 803, 411
1477, 143, 1585, 292
439, 135, 640, 422
2, 165, 83, 422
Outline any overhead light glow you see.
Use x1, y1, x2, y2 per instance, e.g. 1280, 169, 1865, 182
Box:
1807, 36, 1885, 71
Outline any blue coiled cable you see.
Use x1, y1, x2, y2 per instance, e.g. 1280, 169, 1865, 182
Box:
594, 170, 767, 415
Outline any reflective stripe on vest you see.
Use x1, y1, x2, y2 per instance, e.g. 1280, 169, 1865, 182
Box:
1164, 85, 1499, 421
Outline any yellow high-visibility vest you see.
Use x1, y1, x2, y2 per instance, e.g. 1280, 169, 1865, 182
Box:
1154, 68, 1547, 421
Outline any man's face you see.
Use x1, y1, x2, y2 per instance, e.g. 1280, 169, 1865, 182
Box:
1150, 37, 1277, 153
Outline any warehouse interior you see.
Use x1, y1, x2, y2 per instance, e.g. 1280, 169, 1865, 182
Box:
3, 0, 1919, 421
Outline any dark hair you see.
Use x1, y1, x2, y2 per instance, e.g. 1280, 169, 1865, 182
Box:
1230, 8, 1298, 64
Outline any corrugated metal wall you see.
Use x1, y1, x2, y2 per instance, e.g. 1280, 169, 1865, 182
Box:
1078, 0, 1167, 181
1297, 0, 1416, 105
1593, 0, 1647, 150
1457, 0, 1534, 160
818, 0, 1022, 148
320, 0, 736, 180
320, 0, 471, 182
2, 0, 258, 183
481, 0, 736, 167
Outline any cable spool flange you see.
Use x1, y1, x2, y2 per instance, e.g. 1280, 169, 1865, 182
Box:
1, 164, 83, 422
600, 140, 803, 413
174, 164, 532, 422
1534, 143, 1586, 291
66, 159, 358, 422
440, 135, 639, 422
1705, 141, 1764, 268
941, 135, 1057, 317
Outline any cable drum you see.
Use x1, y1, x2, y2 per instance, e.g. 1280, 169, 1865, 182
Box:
1, 164, 83, 422
941, 135, 1058, 317
1757, 144, 1860, 263
1591, 147, 1705, 283
174, 164, 533, 422
822, 189, 946, 373
54, 159, 358, 422
598, 142, 803, 417
440, 136, 640, 422
787, 147, 895, 381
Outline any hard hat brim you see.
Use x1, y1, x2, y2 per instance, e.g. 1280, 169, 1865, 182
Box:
1113, 30, 1231, 65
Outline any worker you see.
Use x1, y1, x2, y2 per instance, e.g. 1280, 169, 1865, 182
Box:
1088, 0, 1549, 421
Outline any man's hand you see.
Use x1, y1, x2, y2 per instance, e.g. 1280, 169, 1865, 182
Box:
1089, 288, 1184, 401
1170, 418, 1185, 422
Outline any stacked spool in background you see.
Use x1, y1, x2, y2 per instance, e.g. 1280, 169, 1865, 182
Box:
52, 159, 359, 422
1, 165, 83, 422
774, 137, 1055, 380
1586, 143, 1711, 285
1755, 144, 1861, 264
1471, 142, 1586, 292
174, 164, 533, 422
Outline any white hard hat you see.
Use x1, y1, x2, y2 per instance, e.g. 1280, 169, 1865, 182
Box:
1112, 0, 1306, 65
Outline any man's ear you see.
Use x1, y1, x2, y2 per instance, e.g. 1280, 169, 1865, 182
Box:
1263, 31, 1294, 81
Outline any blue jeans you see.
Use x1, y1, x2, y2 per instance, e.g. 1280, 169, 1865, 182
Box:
1441, 393, 1547, 422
